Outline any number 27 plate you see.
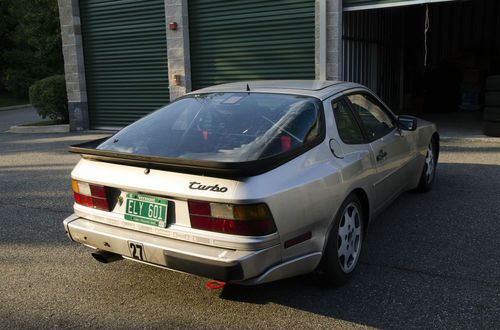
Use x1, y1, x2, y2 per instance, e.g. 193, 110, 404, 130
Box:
124, 193, 168, 228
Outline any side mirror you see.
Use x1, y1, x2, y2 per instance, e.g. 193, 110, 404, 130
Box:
397, 115, 418, 131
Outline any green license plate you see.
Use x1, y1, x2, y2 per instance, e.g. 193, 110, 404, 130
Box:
124, 193, 168, 227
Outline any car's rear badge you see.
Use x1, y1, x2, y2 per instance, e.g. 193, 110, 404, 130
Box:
189, 181, 228, 193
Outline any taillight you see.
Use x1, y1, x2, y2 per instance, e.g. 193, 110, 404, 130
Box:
72, 179, 110, 211
188, 200, 276, 236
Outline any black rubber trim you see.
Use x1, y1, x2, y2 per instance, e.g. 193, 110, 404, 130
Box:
68, 105, 326, 178
164, 250, 244, 281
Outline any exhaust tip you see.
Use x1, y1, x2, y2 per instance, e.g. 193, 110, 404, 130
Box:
92, 250, 123, 264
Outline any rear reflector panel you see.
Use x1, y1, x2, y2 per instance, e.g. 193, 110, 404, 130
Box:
188, 200, 276, 236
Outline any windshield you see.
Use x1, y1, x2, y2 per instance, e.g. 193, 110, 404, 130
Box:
97, 93, 323, 162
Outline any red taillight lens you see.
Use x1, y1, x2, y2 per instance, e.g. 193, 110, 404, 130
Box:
188, 200, 276, 236
73, 192, 92, 207
92, 196, 109, 210
72, 179, 110, 211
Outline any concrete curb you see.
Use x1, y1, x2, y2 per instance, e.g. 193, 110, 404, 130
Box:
9, 124, 70, 133
0, 104, 32, 111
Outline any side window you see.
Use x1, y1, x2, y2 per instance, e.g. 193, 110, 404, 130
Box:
347, 94, 395, 140
332, 100, 365, 144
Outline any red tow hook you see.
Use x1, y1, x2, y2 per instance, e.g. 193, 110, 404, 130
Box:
205, 280, 226, 290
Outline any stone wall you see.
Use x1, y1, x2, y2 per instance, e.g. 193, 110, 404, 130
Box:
164, 0, 192, 100
58, 0, 89, 131
327, 0, 343, 80
316, 0, 343, 81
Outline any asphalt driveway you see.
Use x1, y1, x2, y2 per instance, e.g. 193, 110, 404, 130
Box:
0, 106, 41, 132
0, 130, 499, 329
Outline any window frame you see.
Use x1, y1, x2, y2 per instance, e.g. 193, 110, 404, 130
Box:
343, 91, 397, 143
331, 98, 367, 145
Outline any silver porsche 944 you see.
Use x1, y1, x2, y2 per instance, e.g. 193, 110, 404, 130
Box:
64, 80, 439, 286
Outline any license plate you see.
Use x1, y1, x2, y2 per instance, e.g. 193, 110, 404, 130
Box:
124, 193, 168, 227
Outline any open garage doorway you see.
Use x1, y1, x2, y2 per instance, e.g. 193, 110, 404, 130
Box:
342, 0, 500, 137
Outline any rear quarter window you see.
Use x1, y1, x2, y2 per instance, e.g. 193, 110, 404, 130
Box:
332, 100, 365, 144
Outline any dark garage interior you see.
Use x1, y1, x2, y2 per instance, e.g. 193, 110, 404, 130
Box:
342, 0, 500, 134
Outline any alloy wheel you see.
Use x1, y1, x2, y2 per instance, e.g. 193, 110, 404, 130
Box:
337, 202, 362, 273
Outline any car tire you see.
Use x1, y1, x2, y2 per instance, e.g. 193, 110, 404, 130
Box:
486, 76, 500, 91
416, 137, 438, 193
483, 121, 500, 137
485, 92, 500, 107
317, 194, 364, 286
483, 107, 500, 122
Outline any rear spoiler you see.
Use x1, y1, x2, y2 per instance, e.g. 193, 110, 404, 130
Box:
69, 137, 292, 178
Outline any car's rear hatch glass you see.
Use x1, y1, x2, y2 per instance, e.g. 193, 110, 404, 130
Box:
96, 93, 323, 163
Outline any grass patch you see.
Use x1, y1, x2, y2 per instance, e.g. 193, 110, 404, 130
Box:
19, 120, 61, 127
0, 94, 29, 108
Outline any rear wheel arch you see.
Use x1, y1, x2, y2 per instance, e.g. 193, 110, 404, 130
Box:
317, 190, 367, 285
320, 187, 370, 255
351, 188, 370, 239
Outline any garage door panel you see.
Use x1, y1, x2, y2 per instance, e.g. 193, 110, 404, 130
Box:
80, 0, 169, 129
189, 0, 315, 90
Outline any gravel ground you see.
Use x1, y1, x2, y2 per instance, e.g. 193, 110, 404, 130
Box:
0, 130, 499, 329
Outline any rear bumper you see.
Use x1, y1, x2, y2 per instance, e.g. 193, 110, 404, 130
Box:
63, 214, 281, 282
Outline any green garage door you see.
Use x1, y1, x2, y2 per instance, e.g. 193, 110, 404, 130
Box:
80, 0, 169, 129
189, 0, 315, 90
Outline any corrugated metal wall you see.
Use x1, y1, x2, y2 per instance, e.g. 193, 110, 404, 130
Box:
188, 0, 316, 90
342, 8, 404, 111
80, 0, 170, 129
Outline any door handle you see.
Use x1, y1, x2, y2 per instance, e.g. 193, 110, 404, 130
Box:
376, 149, 387, 162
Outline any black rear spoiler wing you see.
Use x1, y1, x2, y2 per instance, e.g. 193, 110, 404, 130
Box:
69, 137, 281, 178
